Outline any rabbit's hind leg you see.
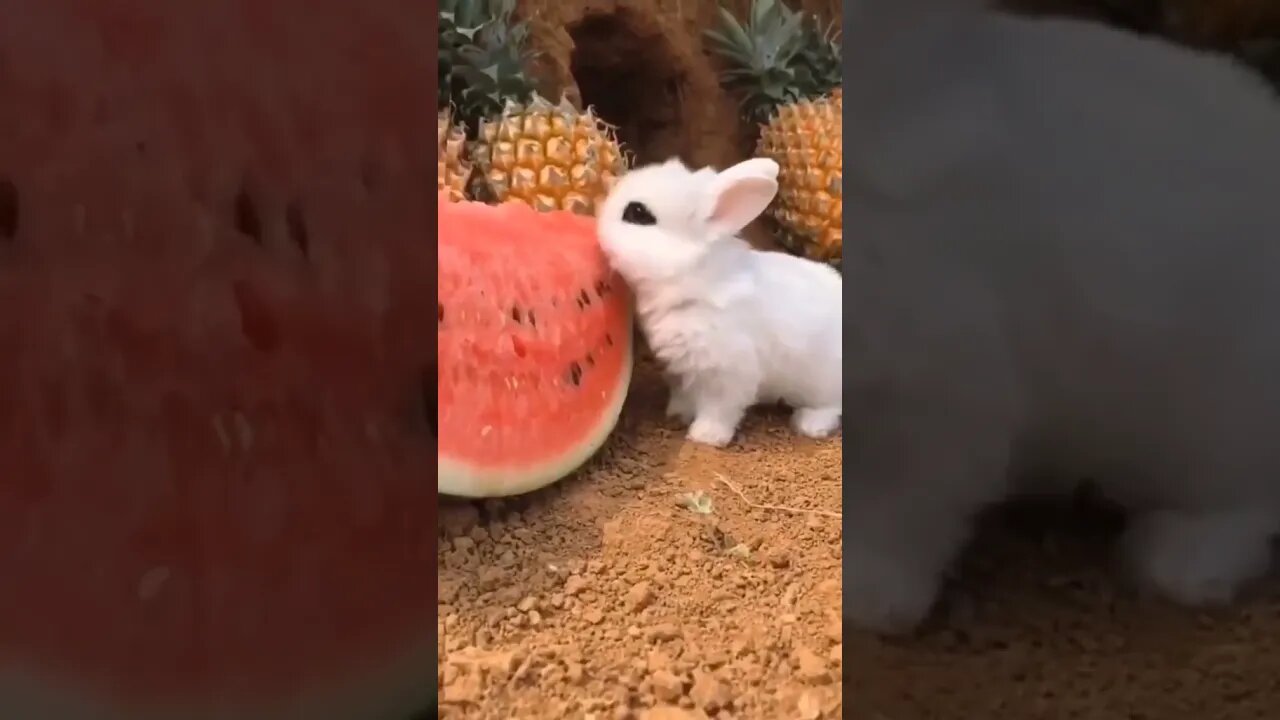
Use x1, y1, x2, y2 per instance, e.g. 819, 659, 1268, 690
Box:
792, 406, 841, 438
1121, 506, 1277, 606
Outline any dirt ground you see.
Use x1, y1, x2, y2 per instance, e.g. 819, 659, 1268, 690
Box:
437, 357, 843, 719
438, 359, 1280, 720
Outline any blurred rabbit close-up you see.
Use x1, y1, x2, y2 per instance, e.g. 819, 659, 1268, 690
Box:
839, 1, 1280, 719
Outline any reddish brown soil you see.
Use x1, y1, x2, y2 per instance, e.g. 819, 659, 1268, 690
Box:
437, 358, 843, 719
436, 359, 1280, 720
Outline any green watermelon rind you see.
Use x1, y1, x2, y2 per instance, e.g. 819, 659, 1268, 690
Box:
437, 325, 634, 499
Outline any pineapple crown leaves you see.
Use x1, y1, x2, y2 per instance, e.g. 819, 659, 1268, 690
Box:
437, 0, 539, 133
795, 15, 842, 94
438, 4, 457, 108
704, 0, 840, 125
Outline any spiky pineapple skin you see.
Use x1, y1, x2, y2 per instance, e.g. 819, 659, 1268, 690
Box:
468, 95, 628, 216
756, 89, 842, 266
437, 109, 472, 203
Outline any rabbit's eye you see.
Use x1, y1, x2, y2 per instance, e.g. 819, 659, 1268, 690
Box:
621, 202, 656, 226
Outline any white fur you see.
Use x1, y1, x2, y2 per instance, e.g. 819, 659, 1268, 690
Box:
596, 157, 842, 447
839, 5, 1280, 634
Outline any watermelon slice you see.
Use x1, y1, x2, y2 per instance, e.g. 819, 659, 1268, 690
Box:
0, 1, 435, 719
437, 197, 633, 498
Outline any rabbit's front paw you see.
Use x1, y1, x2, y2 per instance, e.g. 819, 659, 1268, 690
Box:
687, 417, 736, 447
845, 543, 942, 635
792, 407, 841, 438
1122, 508, 1275, 606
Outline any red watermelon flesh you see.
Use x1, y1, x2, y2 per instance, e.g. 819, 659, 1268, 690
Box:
438, 198, 633, 498
0, 1, 435, 718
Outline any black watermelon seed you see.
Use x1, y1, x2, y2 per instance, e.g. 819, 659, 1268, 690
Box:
286, 201, 310, 258
0, 178, 18, 240
567, 361, 583, 387
234, 188, 262, 244
511, 305, 523, 324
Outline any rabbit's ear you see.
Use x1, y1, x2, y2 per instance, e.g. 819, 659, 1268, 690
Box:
700, 159, 779, 236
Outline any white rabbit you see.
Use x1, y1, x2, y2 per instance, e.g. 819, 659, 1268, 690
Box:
840, 0, 1280, 635
595, 157, 842, 448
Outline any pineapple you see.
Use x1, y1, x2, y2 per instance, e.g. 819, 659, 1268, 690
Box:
468, 94, 628, 215
437, 108, 472, 203
756, 92, 842, 263
706, 0, 843, 265
437, 0, 628, 213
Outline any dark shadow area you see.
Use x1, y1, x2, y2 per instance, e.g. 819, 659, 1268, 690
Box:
568, 11, 685, 164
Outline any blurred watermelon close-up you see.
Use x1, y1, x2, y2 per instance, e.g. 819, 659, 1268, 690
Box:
0, 1, 435, 718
